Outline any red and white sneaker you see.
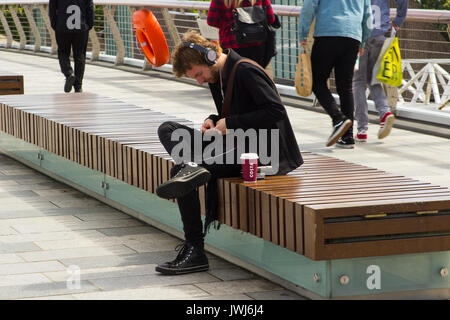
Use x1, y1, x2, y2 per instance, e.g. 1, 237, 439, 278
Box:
378, 112, 395, 139
355, 130, 368, 142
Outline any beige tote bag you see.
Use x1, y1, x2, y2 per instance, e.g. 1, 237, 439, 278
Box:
295, 46, 313, 97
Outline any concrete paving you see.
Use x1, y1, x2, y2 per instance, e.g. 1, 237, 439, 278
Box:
0, 138, 303, 300
0, 49, 309, 300
0, 49, 449, 300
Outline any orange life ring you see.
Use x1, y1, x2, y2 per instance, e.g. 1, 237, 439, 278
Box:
133, 9, 169, 67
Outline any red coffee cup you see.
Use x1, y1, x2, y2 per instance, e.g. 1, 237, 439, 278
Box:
240, 153, 259, 183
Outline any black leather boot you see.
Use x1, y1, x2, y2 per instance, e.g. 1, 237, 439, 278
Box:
155, 242, 209, 275
156, 162, 211, 199
64, 75, 76, 93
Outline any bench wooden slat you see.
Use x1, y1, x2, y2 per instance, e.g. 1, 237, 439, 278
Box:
0, 74, 24, 95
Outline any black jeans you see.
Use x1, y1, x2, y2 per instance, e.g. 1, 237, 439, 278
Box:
55, 31, 89, 88
311, 37, 360, 128
158, 121, 241, 244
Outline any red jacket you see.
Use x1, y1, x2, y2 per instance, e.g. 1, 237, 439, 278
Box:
207, 0, 275, 49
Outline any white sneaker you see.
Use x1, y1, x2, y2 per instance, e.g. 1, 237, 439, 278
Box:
355, 130, 368, 142
378, 112, 395, 139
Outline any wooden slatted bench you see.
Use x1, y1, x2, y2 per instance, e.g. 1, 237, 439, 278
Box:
1, 92, 450, 298
1, 92, 450, 262
0, 71, 24, 95
218, 157, 450, 260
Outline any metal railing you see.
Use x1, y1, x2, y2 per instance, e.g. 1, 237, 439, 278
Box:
0, 1, 449, 121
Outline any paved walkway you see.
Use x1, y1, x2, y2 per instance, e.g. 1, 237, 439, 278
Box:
0, 49, 449, 300
0, 50, 306, 300
0, 151, 302, 300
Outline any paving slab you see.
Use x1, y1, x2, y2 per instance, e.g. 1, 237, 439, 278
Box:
0, 253, 24, 265
19, 245, 137, 262
195, 279, 283, 296
0, 281, 99, 299
0, 261, 66, 275
88, 272, 219, 291
71, 284, 208, 300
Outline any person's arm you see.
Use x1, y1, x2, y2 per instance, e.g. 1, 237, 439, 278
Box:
263, 0, 275, 26
298, 0, 318, 43
207, 0, 224, 28
360, 0, 373, 48
48, 0, 57, 30
86, 0, 95, 30
206, 114, 221, 125
392, 0, 408, 30
224, 64, 286, 131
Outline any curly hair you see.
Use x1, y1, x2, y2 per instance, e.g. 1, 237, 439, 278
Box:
171, 30, 220, 78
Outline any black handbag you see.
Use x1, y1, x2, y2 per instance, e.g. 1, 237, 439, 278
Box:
263, 13, 280, 67
232, 5, 267, 45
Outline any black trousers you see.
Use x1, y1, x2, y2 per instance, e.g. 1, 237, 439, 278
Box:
158, 121, 241, 244
311, 37, 360, 128
55, 31, 89, 88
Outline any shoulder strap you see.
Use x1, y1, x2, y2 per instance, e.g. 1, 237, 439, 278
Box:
220, 58, 279, 118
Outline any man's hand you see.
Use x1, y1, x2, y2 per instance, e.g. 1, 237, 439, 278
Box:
358, 47, 365, 57
201, 118, 214, 133
214, 118, 227, 135
391, 21, 400, 31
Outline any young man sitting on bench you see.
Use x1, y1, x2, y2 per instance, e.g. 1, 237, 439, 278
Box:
154, 30, 303, 275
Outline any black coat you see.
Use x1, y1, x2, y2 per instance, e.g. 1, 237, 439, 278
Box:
208, 49, 303, 175
49, 0, 94, 33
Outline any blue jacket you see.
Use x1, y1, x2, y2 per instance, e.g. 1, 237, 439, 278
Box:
298, 0, 373, 48
370, 0, 408, 37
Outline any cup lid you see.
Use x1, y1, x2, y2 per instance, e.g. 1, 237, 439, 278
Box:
240, 153, 259, 160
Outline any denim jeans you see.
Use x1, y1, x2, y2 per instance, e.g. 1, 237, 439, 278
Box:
353, 35, 391, 132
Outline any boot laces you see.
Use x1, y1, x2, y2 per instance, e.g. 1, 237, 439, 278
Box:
172, 163, 197, 178
172, 241, 194, 266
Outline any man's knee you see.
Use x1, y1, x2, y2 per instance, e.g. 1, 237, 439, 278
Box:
158, 121, 179, 140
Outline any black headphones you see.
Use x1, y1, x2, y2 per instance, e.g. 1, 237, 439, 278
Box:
182, 41, 217, 66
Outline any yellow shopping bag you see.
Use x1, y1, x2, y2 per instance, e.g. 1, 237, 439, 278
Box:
376, 36, 402, 87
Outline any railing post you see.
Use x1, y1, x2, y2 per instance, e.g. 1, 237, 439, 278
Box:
130, 6, 152, 70
0, 6, 13, 48
160, 8, 179, 69
9, 5, 26, 50
161, 8, 180, 45
38, 4, 57, 54
104, 5, 125, 66
89, 28, 101, 62
23, 4, 41, 52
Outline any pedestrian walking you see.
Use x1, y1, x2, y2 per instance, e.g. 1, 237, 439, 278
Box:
299, 0, 373, 148
353, 0, 408, 142
49, 0, 94, 93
